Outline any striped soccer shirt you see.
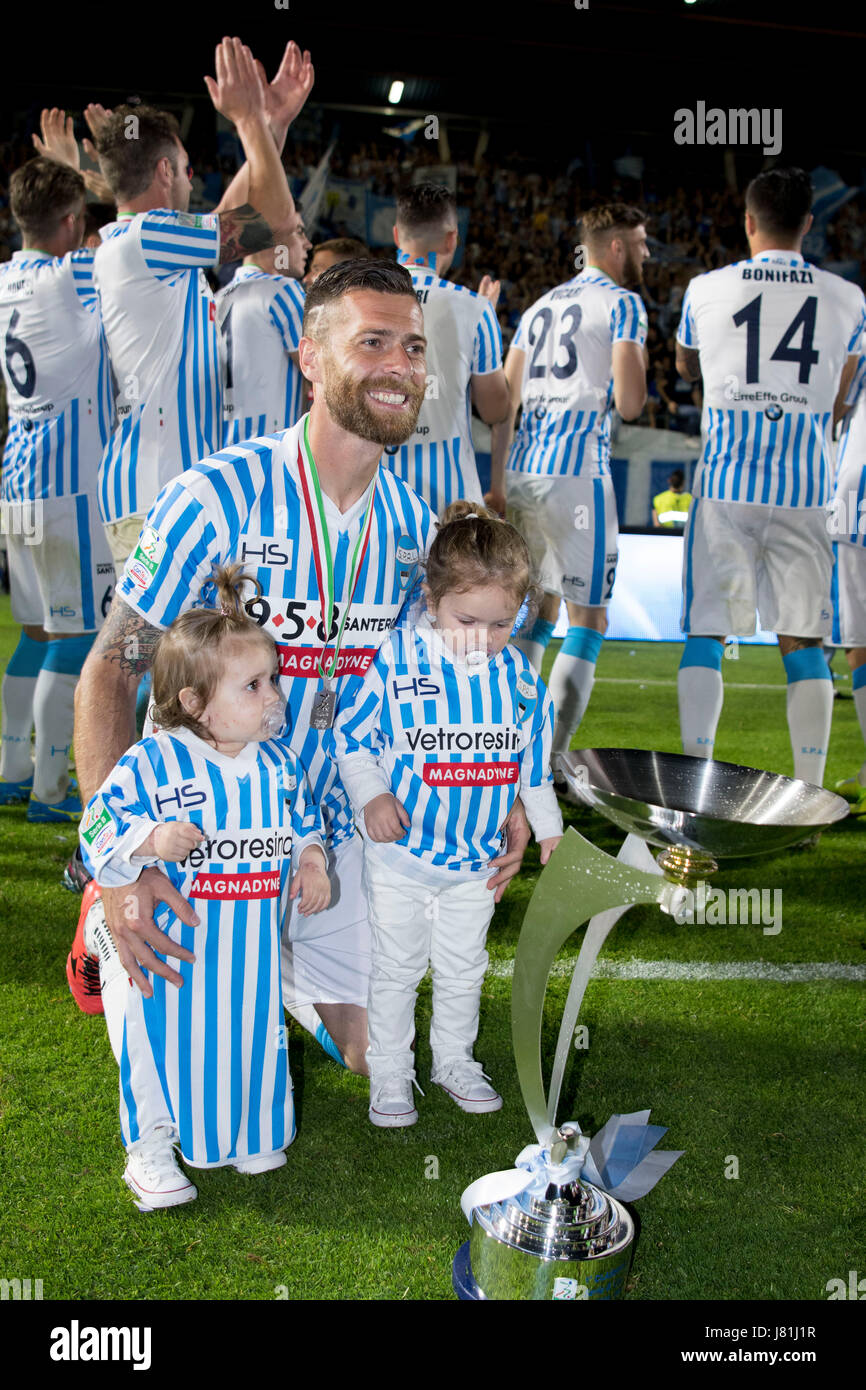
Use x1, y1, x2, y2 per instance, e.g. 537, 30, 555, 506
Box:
382, 252, 503, 515
506, 269, 647, 479
215, 265, 307, 446
0, 250, 113, 502
117, 415, 437, 849
334, 615, 560, 884
79, 725, 323, 1164
677, 251, 866, 508
94, 210, 222, 524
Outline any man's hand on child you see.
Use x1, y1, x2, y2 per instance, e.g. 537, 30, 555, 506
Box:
136, 821, 205, 862
290, 847, 331, 915
539, 835, 562, 865
363, 793, 411, 843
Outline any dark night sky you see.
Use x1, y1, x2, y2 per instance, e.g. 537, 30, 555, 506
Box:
3, 0, 862, 174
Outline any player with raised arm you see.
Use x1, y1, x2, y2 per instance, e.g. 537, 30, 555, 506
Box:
0, 151, 114, 821
67, 263, 531, 1153
675, 167, 866, 786
215, 207, 311, 445
385, 183, 510, 516
91, 36, 307, 575
491, 205, 648, 774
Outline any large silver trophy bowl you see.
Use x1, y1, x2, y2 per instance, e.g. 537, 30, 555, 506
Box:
455, 749, 848, 1301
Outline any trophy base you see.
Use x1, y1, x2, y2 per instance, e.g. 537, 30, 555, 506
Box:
657, 843, 719, 885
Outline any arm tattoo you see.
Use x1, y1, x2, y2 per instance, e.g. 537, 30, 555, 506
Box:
218, 203, 274, 264
94, 596, 162, 678
676, 345, 702, 383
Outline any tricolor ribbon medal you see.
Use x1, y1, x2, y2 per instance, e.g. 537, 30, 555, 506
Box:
395, 534, 419, 592
297, 416, 378, 730
515, 671, 537, 725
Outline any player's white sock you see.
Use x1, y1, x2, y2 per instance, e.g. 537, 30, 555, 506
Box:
548, 626, 604, 758
1, 632, 47, 782
852, 665, 866, 784
31, 635, 93, 803
514, 616, 556, 675
678, 638, 724, 758
783, 647, 833, 785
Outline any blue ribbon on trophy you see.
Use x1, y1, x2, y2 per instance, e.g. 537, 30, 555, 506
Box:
460, 1111, 683, 1224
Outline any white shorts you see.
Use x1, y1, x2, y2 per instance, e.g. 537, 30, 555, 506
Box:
281, 833, 371, 1009
682, 498, 833, 638
3, 494, 115, 633
831, 540, 866, 648
506, 471, 619, 606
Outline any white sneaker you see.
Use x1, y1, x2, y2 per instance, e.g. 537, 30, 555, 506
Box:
123, 1125, 197, 1209
433, 1058, 502, 1114
234, 1150, 288, 1175
369, 1073, 423, 1128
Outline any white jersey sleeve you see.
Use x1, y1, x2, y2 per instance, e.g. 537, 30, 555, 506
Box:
677, 252, 866, 508
94, 210, 222, 524
0, 250, 113, 503
216, 267, 307, 446
506, 270, 648, 479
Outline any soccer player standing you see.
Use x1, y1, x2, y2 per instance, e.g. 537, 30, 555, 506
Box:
386, 183, 510, 515
675, 168, 866, 785
215, 207, 311, 445
92, 37, 309, 573
0, 153, 114, 820
492, 205, 648, 767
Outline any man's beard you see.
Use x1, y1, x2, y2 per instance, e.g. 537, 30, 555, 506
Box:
322, 365, 425, 446
621, 248, 644, 290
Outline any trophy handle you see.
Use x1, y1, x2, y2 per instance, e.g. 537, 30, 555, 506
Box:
545, 835, 663, 1128
511, 827, 669, 1146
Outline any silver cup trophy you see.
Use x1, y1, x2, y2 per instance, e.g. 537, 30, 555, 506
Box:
454, 749, 848, 1301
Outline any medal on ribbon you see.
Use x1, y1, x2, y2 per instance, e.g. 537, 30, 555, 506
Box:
297, 416, 377, 731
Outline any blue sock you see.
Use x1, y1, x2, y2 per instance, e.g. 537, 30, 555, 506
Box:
7, 631, 48, 678
315, 1020, 347, 1069
41, 632, 95, 675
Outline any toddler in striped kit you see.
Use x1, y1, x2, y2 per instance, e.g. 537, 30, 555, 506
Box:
79, 565, 330, 1208
335, 503, 562, 1128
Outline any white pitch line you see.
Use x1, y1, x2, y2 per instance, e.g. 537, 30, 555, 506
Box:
595, 676, 788, 691
486, 958, 866, 983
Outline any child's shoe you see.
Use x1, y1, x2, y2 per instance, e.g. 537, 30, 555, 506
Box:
432, 1058, 502, 1113
234, 1151, 288, 1174
123, 1125, 197, 1209
369, 1072, 423, 1128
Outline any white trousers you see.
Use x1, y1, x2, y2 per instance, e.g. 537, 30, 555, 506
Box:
362, 851, 497, 1077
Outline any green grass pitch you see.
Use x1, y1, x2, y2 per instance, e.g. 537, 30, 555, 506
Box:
1, 593, 864, 1301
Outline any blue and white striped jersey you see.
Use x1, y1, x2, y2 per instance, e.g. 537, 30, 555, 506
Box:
215, 265, 307, 446
94, 210, 222, 524
334, 613, 561, 884
830, 353, 866, 548
79, 724, 322, 1165
0, 250, 113, 503
382, 251, 503, 515
116, 416, 437, 850
677, 251, 866, 508
506, 269, 647, 479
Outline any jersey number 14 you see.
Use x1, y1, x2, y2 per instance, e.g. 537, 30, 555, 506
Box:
732, 294, 819, 385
